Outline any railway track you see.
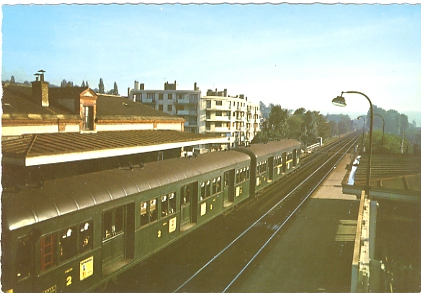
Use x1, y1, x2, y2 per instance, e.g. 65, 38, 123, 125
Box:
172, 133, 359, 293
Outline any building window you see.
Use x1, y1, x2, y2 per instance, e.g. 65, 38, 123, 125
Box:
159, 93, 164, 100
159, 105, 164, 111
216, 111, 222, 116
206, 100, 211, 108
216, 100, 222, 106
147, 93, 155, 100
82, 106, 94, 130
189, 117, 197, 125
190, 94, 198, 100
167, 105, 172, 112
168, 94, 173, 100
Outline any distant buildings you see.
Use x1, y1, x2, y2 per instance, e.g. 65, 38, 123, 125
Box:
128, 81, 261, 150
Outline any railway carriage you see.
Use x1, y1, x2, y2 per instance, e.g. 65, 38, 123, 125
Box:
234, 139, 301, 197
2, 140, 301, 293
2, 150, 251, 293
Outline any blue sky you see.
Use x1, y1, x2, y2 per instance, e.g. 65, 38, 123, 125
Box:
2, 4, 421, 120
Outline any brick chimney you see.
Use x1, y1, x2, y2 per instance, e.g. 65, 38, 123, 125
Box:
31, 70, 49, 107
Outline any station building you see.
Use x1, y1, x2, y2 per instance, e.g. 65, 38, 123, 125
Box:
2, 72, 226, 190
128, 81, 261, 150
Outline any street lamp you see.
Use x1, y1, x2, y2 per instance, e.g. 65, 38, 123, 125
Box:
374, 113, 385, 153
357, 115, 366, 152
332, 91, 373, 197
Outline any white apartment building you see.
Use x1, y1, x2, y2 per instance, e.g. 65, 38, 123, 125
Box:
128, 81, 261, 150
202, 89, 261, 149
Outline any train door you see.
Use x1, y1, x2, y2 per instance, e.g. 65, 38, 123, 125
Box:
223, 169, 235, 207
180, 182, 198, 231
268, 156, 274, 181
293, 149, 297, 167
282, 152, 287, 173
102, 204, 134, 275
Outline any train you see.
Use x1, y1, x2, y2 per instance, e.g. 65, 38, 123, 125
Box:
2, 139, 301, 293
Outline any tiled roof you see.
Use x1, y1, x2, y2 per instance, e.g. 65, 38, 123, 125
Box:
2, 130, 225, 166
2, 84, 183, 122
343, 153, 421, 201
2, 84, 76, 116
96, 94, 183, 121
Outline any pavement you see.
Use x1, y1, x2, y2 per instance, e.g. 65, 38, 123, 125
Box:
229, 152, 360, 292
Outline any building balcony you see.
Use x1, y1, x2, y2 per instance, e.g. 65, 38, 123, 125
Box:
206, 116, 231, 122
207, 105, 232, 111
177, 99, 197, 105
142, 98, 155, 103
177, 110, 198, 116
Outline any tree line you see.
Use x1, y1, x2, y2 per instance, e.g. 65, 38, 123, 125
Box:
256, 101, 420, 154
253, 102, 353, 148
4, 75, 119, 95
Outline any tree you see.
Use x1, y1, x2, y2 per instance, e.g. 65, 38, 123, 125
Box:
81, 80, 86, 87
113, 82, 118, 95
286, 115, 303, 139
10, 76, 15, 84
268, 105, 288, 136
98, 78, 105, 94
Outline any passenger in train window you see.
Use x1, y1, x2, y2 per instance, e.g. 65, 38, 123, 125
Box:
60, 227, 77, 261
79, 221, 93, 252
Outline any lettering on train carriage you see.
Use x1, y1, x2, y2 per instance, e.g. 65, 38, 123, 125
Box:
42, 285, 57, 293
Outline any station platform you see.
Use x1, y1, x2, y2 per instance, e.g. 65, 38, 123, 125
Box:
230, 152, 360, 292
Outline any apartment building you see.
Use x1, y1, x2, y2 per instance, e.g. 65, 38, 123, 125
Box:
129, 82, 261, 150
130, 81, 202, 133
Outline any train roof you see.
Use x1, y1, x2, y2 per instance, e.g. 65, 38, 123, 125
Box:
2, 150, 250, 232
235, 139, 301, 158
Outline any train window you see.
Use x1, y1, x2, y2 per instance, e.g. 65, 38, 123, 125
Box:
161, 195, 169, 216
150, 199, 158, 222
200, 181, 211, 200
213, 177, 221, 194
169, 192, 176, 213
200, 182, 205, 200
161, 192, 176, 217
140, 201, 148, 226
236, 170, 240, 183
79, 221, 93, 252
115, 206, 124, 234
16, 238, 31, 279
103, 210, 113, 239
224, 171, 229, 188
40, 234, 57, 271
181, 185, 191, 205
246, 167, 250, 179
59, 227, 77, 262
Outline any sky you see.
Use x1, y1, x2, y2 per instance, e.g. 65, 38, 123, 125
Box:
2, 3, 421, 121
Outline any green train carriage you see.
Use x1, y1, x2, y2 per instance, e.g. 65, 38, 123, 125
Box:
2, 150, 251, 293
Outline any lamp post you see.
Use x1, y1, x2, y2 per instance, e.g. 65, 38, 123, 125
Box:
374, 113, 385, 153
357, 115, 366, 152
332, 91, 373, 197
